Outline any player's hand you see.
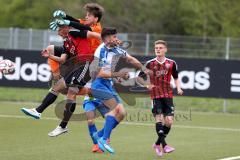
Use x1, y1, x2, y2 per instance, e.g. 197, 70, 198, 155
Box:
41, 49, 50, 58
55, 19, 70, 26
146, 84, 155, 90
118, 71, 130, 80
53, 10, 66, 18
114, 38, 123, 46
177, 88, 183, 95
49, 21, 59, 31
143, 68, 153, 76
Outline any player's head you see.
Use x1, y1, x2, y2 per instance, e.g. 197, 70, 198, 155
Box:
58, 25, 70, 38
154, 40, 167, 57
84, 3, 104, 25
101, 27, 118, 47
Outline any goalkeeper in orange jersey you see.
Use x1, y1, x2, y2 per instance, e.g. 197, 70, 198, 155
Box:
48, 3, 104, 82
21, 3, 110, 153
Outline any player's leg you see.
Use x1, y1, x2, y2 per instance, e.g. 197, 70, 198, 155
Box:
91, 82, 123, 154
49, 63, 91, 136
36, 78, 66, 113
101, 102, 125, 140
152, 98, 164, 157
21, 77, 66, 119
48, 88, 76, 137
94, 102, 110, 138
93, 98, 125, 154
58, 63, 91, 128
83, 99, 101, 152
162, 98, 175, 153
21, 45, 66, 119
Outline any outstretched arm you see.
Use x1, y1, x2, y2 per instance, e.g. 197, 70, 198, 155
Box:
41, 49, 67, 63
126, 54, 143, 70
65, 15, 79, 22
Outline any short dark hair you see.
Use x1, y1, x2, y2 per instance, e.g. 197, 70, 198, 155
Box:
101, 27, 117, 40
84, 3, 104, 22
155, 40, 167, 47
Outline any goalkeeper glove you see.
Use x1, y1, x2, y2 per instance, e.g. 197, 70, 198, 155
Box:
49, 21, 59, 31
55, 19, 70, 26
53, 10, 66, 18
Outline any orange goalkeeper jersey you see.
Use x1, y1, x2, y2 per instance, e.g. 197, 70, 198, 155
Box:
79, 19, 102, 54
48, 58, 59, 73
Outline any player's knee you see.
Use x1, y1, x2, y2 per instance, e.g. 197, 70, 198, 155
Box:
165, 117, 174, 127
87, 119, 95, 125
67, 90, 77, 100
115, 105, 127, 120
155, 114, 164, 123
53, 78, 66, 92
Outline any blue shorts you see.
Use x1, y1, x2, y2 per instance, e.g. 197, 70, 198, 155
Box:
83, 99, 109, 117
91, 78, 121, 103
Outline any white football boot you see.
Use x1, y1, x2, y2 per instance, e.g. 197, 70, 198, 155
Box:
48, 126, 68, 137
21, 108, 41, 119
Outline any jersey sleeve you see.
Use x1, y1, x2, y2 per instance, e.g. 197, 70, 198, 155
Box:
64, 15, 79, 22
69, 30, 88, 38
93, 44, 102, 58
69, 21, 92, 31
93, 44, 106, 67
172, 61, 178, 79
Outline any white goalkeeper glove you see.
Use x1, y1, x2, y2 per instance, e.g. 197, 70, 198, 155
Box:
55, 19, 70, 26
49, 21, 59, 31
53, 10, 66, 18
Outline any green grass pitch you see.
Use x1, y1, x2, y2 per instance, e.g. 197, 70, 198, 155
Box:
0, 100, 240, 160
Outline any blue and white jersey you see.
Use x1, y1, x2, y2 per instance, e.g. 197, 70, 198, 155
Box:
94, 43, 128, 79
91, 43, 125, 103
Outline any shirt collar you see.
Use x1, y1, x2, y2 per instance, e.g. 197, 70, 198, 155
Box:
155, 57, 166, 64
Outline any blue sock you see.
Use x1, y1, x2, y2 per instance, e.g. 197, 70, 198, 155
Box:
88, 124, 97, 144
98, 121, 118, 138
98, 128, 104, 137
102, 115, 119, 140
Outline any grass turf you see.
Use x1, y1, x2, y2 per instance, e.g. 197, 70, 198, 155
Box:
0, 101, 240, 160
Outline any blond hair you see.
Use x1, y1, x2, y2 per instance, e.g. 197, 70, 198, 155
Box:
154, 40, 167, 47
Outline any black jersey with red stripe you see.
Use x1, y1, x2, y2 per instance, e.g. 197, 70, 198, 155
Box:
141, 57, 178, 99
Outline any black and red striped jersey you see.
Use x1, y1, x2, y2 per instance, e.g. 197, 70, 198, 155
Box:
140, 57, 178, 99
63, 34, 92, 63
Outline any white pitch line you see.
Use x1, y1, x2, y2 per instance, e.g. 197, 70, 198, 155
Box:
218, 156, 240, 160
0, 114, 240, 132
0, 114, 58, 120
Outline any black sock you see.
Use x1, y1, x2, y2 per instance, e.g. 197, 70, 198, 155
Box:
162, 137, 167, 148
162, 125, 171, 148
155, 138, 161, 145
59, 100, 76, 129
36, 91, 58, 113
155, 122, 164, 145
163, 125, 171, 135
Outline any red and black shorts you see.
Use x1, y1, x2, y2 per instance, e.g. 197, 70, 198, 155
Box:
152, 98, 174, 117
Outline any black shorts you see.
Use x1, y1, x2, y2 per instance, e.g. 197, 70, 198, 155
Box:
152, 98, 174, 117
64, 61, 91, 88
